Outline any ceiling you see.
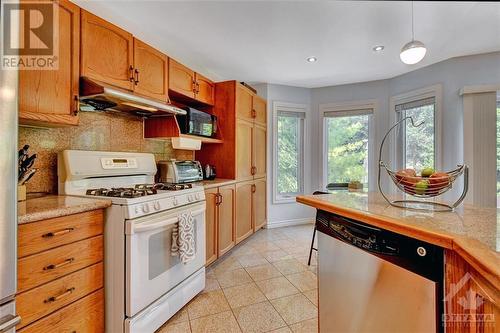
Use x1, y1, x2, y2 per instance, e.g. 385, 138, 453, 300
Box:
75, 1, 500, 88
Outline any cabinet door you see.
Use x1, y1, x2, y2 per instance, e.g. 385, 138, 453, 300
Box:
253, 124, 267, 179
253, 95, 267, 126
236, 85, 253, 121
81, 11, 134, 90
235, 181, 254, 244
169, 59, 195, 99
19, 0, 79, 126
195, 73, 215, 105
133, 39, 168, 102
205, 188, 218, 265
236, 119, 253, 181
218, 184, 235, 256
253, 179, 267, 231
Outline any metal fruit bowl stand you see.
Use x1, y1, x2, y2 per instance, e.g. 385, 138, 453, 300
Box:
378, 116, 468, 212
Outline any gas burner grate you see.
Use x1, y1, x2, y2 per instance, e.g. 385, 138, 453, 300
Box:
86, 187, 157, 197
135, 183, 193, 191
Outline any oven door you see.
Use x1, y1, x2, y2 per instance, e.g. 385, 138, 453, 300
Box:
125, 201, 206, 317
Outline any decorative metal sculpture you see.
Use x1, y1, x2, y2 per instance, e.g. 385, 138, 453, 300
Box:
378, 116, 468, 212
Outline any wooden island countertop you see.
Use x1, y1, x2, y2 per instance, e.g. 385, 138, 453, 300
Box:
296, 191, 500, 291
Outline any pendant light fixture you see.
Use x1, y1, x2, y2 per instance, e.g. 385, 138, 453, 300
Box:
400, 1, 426, 65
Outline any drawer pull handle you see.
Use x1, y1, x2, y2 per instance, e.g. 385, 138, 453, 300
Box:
44, 287, 75, 303
42, 227, 74, 238
43, 257, 75, 270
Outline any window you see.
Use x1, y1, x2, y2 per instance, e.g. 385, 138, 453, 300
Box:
395, 97, 436, 171
324, 109, 372, 187
273, 104, 306, 202
496, 97, 500, 197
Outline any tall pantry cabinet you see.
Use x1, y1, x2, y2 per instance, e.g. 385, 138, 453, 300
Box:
197, 81, 267, 245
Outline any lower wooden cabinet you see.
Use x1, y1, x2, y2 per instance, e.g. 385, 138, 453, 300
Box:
253, 178, 267, 231
235, 181, 254, 244
205, 184, 236, 265
444, 250, 499, 333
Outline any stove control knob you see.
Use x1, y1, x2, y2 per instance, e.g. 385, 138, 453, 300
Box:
188, 195, 193, 202
173, 198, 178, 206
154, 201, 161, 211
195, 193, 201, 200
142, 204, 150, 213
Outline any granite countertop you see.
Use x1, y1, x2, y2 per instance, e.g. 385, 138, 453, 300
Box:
199, 178, 237, 190
296, 191, 500, 289
18, 195, 112, 224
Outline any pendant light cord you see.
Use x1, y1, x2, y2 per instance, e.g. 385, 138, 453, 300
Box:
411, 1, 415, 41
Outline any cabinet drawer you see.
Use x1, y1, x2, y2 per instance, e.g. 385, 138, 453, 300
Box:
19, 210, 104, 258
17, 289, 104, 333
17, 263, 103, 328
18, 236, 103, 293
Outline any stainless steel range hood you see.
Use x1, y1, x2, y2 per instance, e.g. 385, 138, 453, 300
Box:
79, 77, 186, 117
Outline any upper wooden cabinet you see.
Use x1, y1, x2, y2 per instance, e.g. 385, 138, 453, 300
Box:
81, 10, 134, 91
169, 59, 195, 99
196, 81, 267, 180
169, 59, 215, 105
133, 39, 168, 102
253, 95, 267, 126
195, 73, 215, 105
19, 0, 80, 126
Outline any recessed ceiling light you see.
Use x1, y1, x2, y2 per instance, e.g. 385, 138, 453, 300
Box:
373, 45, 384, 52
306, 57, 317, 63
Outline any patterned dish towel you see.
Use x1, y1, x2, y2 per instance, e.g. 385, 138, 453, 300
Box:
171, 212, 196, 264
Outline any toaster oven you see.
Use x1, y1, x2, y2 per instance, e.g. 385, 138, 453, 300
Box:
158, 160, 203, 183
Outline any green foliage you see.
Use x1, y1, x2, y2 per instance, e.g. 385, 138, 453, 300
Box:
403, 105, 435, 171
326, 115, 369, 184
277, 115, 300, 194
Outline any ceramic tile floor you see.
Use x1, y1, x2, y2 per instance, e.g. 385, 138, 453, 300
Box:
156, 224, 318, 333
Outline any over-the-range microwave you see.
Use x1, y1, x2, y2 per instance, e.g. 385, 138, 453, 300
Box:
176, 107, 217, 138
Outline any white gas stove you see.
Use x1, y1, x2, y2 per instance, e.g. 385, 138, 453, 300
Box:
58, 150, 206, 333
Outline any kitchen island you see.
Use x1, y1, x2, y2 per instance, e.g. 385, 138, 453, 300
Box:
297, 191, 499, 332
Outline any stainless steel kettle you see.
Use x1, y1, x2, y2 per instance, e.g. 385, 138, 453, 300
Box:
204, 164, 216, 180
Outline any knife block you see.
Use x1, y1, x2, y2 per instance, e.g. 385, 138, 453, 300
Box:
18, 185, 26, 202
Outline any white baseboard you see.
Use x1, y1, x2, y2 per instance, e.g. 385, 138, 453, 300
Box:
264, 217, 314, 229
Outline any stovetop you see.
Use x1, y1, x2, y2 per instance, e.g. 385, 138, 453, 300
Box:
86, 183, 194, 198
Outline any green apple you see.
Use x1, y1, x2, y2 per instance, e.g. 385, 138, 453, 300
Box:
421, 167, 434, 177
415, 180, 429, 195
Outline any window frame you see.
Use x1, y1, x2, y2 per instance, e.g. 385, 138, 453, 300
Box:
319, 99, 378, 191
390, 84, 443, 173
272, 101, 308, 204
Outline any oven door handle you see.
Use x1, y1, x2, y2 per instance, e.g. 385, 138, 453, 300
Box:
130, 208, 205, 234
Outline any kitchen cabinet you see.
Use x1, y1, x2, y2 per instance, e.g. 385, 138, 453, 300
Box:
218, 184, 236, 256
198, 81, 267, 181
169, 59, 215, 105
16, 210, 104, 330
205, 188, 218, 265
133, 38, 168, 102
195, 73, 215, 105
253, 95, 267, 126
253, 179, 267, 231
235, 181, 254, 244
236, 119, 254, 181
169, 59, 195, 99
81, 10, 134, 91
444, 250, 499, 333
253, 124, 267, 179
19, 0, 80, 127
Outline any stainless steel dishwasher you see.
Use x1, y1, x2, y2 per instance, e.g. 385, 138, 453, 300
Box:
317, 210, 444, 333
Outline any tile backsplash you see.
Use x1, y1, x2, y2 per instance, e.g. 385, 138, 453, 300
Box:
19, 111, 193, 194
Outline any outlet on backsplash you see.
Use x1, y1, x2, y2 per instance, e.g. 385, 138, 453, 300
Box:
18, 111, 194, 194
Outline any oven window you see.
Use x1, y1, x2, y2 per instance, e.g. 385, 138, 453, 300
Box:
148, 221, 197, 280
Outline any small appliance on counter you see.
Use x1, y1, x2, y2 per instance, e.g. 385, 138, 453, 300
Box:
203, 164, 216, 180
176, 107, 217, 138
158, 160, 204, 184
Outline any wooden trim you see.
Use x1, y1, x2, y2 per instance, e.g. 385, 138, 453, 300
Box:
19, 111, 79, 127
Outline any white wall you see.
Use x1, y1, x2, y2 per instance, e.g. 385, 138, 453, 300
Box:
253, 83, 316, 227
255, 52, 500, 225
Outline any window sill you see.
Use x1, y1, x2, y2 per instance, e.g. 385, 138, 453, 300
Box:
273, 195, 301, 205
